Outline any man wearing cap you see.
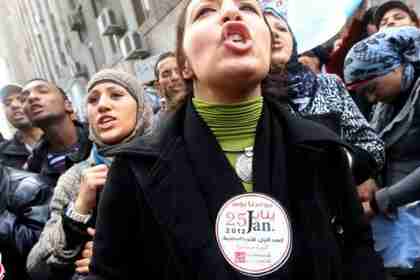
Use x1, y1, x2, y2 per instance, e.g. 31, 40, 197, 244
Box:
375, 0, 419, 30
0, 84, 43, 169
21, 78, 91, 184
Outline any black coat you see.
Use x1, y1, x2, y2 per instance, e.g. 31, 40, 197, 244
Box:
0, 165, 52, 280
0, 133, 31, 169
86, 98, 384, 280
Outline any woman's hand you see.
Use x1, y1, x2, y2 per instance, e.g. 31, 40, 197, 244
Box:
75, 165, 108, 214
362, 201, 376, 221
75, 227, 95, 273
357, 178, 378, 202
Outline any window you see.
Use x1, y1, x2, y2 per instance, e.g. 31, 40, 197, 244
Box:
132, 0, 150, 26
68, 0, 77, 10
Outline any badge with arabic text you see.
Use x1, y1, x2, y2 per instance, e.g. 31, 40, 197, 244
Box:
215, 193, 292, 277
0, 253, 5, 280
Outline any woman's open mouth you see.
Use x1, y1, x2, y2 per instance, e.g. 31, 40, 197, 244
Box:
222, 22, 253, 54
97, 115, 117, 130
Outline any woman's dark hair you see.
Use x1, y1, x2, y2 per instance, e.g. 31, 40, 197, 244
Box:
154, 52, 176, 81
261, 70, 289, 103
175, 0, 194, 97
361, 6, 378, 38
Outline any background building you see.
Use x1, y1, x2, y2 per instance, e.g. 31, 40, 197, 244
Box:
0, 0, 187, 136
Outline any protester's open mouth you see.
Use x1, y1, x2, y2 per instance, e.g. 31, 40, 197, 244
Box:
97, 115, 117, 129
273, 42, 283, 50
13, 111, 25, 119
222, 22, 253, 53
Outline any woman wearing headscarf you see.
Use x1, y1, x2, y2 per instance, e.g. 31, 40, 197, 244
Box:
344, 26, 420, 279
261, 1, 385, 198
84, 1, 384, 280
26, 69, 153, 280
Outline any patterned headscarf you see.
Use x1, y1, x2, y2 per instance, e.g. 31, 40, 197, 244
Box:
344, 26, 420, 92
259, 0, 288, 19
259, 0, 318, 110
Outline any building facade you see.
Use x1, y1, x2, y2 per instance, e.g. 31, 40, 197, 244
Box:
2, 0, 188, 123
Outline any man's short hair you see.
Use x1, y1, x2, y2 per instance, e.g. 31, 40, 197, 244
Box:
154, 52, 176, 81
23, 78, 68, 99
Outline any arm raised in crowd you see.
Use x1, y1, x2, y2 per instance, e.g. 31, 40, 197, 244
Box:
373, 165, 420, 215
26, 162, 91, 279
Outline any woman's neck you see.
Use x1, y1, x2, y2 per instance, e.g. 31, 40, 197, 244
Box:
192, 95, 263, 151
193, 82, 262, 104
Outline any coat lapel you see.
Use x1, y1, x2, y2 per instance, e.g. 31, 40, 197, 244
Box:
183, 99, 246, 223
130, 137, 215, 254
253, 102, 289, 208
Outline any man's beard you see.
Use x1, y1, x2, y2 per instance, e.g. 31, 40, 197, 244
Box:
163, 89, 187, 112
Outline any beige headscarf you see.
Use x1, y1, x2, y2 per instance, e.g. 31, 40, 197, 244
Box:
86, 68, 153, 147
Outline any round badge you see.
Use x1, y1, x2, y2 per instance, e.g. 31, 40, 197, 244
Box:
215, 193, 292, 277
0, 253, 5, 280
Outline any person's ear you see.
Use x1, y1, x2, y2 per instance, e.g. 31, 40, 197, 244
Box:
64, 99, 74, 114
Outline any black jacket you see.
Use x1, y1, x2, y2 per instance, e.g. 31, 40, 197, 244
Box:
26, 121, 91, 184
0, 165, 52, 280
0, 132, 31, 169
86, 98, 384, 280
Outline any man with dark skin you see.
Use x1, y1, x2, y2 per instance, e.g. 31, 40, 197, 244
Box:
21, 78, 91, 183
0, 84, 42, 169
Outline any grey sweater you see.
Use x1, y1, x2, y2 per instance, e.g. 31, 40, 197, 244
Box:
26, 154, 94, 279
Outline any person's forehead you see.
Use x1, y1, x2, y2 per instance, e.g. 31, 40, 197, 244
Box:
89, 82, 127, 94
384, 8, 409, 17
2, 91, 21, 103
266, 13, 288, 28
158, 57, 177, 72
187, 0, 205, 13
4, 90, 21, 99
186, 0, 260, 19
22, 80, 51, 92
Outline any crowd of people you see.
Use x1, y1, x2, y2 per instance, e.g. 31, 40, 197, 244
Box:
0, 0, 419, 279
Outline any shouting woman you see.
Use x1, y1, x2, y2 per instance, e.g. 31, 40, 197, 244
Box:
27, 69, 153, 279
86, 1, 384, 280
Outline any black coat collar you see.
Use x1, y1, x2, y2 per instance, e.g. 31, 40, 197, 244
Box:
111, 96, 344, 158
